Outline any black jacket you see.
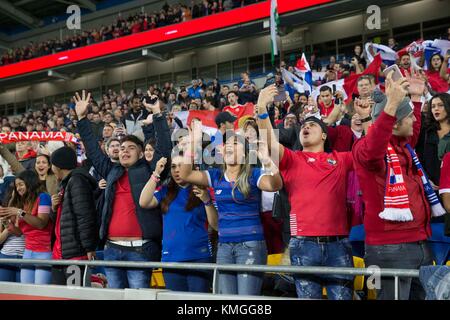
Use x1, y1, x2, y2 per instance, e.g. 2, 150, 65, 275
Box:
417, 124, 441, 185
50, 168, 99, 259
77, 113, 172, 245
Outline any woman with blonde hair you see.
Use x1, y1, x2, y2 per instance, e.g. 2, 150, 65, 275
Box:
179, 122, 283, 295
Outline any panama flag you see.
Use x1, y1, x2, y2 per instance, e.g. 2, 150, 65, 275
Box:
295, 53, 313, 93
270, 0, 279, 65
173, 104, 255, 138
365, 43, 397, 66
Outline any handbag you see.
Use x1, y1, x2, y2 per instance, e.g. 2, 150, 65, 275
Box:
272, 186, 290, 220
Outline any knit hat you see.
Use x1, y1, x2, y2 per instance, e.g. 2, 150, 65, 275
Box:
50, 146, 77, 170
371, 89, 413, 123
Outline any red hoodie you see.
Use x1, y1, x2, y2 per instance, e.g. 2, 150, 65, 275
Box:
352, 101, 431, 245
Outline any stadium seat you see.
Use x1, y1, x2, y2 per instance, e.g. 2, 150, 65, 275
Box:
267, 253, 283, 266
353, 256, 365, 291
151, 269, 165, 288
428, 223, 450, 265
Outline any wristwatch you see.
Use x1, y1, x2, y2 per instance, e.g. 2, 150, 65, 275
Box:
17, 209, 26, 220
360, 116, 372, 123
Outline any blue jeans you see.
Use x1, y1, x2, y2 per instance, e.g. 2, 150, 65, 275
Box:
216, 240, 267, 296
289, 237, 354, 300
0, 253, 21, 282
163, 257, 212, 292
21, 250, 52, 284
103, 240, 161, 289
365, 241, 433, 300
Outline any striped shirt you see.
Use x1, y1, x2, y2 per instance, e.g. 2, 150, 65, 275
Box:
206, 167, 267, 243
1, 235, 25, 256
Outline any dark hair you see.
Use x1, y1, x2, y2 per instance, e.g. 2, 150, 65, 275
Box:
120, 135, 144, 150
429, 53, 443, 72
160, 154, 202, 214
227, 90, 238, 98
144, 138, 156, 150
35, 154, 53, 176
319, 86, 332, 94
425, 93, 450, 131
10, 170, 46, 212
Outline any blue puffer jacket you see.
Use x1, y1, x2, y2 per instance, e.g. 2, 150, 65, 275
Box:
77, 113, 172, 245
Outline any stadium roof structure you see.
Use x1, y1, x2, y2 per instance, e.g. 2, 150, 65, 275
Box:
0, 0, 415, 88
0, 0, 99, 32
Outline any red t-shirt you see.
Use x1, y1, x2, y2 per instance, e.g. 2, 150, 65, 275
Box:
439, 152, 450, 196
108, 171, 142, 238
223, 104, 245, 118
19, 193, 53, 252
318, 101, 335, 117
279, 148, 353, 236
52, 189, 87, 260
426, 69, 449, 93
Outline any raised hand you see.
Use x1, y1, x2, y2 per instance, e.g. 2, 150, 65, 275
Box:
353, 97, 372, 118
406, 69, 426, 98
385, 70, 410, 109
257, 85, 278, 110
257, 139, 272, 166
73, 90, 91, 120
142, 114, 154, 126
142, 90, 161, 114
154, 157, 167, 176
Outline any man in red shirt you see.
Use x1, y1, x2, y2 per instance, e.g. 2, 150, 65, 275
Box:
75, 90, 172, 289
257, 85, 355, 300
223, 91, 245, 118
318, 86, 338, 117
398, 53, 413, 77
353, 72, 433, 300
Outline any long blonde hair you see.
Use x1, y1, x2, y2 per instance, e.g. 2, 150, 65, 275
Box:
222, 133, 252, 201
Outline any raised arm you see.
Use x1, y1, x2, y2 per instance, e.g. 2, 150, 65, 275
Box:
406, 73, 426, 148
256, 85, 285, 164
353, 72, 410, 168
142, 92, 173, 175
256, 139, 283, 192
75, 90, 113, 178
179, 121, 210, 187
0, 144, 25, 174
440, 54, 450, 81
139, 157, 167, 209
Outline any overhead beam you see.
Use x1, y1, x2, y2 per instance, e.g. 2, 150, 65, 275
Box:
142, 48, 173, 61
76, 0, 96, 11
14, 0, 36, 6
48, 70, 73, 81
0, 0, 41, 29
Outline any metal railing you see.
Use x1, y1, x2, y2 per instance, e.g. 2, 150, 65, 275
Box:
0, 258, 420, 300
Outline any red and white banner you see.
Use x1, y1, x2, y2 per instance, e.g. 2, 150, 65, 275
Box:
174, 103, 255, 136
0, 131, 79, 145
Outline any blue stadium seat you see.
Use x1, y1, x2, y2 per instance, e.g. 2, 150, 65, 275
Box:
349, 224, 365, 258
428, 223, 450, 265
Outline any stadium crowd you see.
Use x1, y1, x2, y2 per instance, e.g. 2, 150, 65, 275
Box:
0, 33, 449, 300
0, 0, 261, 66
